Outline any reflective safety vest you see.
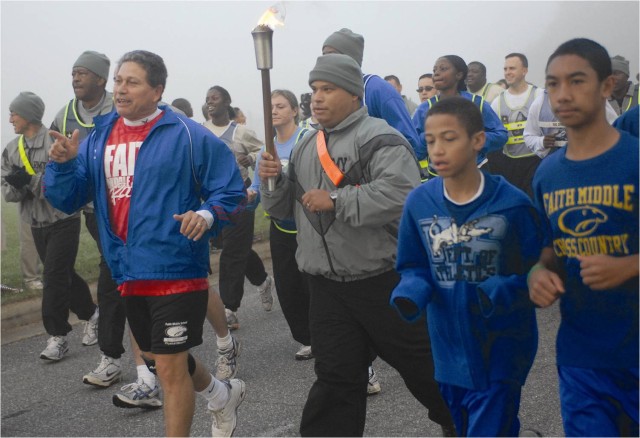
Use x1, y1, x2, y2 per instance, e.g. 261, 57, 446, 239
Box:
495, 86, 538, 158
60, 98, 96, 141
418, 94, 486, 182
539, 92, 567, 147
609, 82, 640, 116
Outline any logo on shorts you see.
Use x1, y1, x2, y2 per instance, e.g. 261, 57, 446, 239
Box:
164, 322, 188, 345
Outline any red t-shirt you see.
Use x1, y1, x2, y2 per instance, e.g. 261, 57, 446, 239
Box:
104, 114, 208, 296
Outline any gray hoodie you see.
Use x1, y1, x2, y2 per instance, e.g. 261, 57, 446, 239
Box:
2, 125, 77, 227
261, 106, 420, 281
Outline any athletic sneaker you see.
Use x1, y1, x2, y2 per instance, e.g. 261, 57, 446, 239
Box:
82, 308, 99, 346
215, 336, 241, 380
295, 345, 313, 361
225, 308, 240, 331
367, 365, 381, 396
211, 379, 246, 437
83, 354, 121, 387
257, 276, 274, 312
112, 379, 163, 409
40, 336, 69, 361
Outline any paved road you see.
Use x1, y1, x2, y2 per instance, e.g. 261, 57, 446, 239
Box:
1, 263, 564, 437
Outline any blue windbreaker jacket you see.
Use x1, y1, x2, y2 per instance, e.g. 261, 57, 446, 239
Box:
44, 107, 246, 284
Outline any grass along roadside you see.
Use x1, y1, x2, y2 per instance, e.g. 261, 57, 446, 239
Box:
1, 198, 271, 305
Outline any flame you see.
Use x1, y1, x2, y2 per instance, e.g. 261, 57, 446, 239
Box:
257, 3, 286, 28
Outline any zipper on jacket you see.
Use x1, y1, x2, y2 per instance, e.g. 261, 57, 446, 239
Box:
316, 130, 338, 277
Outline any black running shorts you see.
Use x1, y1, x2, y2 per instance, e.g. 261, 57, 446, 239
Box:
125, 290, 208, 354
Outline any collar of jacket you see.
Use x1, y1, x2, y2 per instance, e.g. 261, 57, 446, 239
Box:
93, 104, 182, 130
321, 106, 368, 135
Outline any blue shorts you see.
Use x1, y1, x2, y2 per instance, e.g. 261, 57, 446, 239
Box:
559, 366, 639, 437
439, 380, 522, 437
125, 290, 208, 354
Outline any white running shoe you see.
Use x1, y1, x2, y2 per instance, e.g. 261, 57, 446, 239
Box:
112, 379, 163, 409
82, 308, 99, 346
83, 354, 121, 387
225, 308, 240, 331
295, 345, 313, 361
211, 379, 246, 437
215, 336, 241, 380
40, 336, 69, 361
257, 276, 274, 312
367, 365, 381, 395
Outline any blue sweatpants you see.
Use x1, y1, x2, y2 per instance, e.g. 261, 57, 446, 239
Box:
559, 366, 639, 437
439, 380, 522, 437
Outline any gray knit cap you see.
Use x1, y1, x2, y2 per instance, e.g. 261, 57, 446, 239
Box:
611, 55, 630, 76
73, 50, 110, 79
323, 28, 365, 67
9, 92, 45, 124
309, 54, 364, 98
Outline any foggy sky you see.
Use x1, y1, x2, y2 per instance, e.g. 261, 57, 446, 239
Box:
2, 0, 638, 148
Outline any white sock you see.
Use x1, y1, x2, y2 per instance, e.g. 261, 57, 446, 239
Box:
89, 307, 99, 322
197, 375, 229, 411
137, 364, 156, 387
217, 333, 233, 351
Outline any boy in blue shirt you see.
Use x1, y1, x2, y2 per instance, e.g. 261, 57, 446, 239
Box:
391, 97, 543, 436
529, 38, 639, 437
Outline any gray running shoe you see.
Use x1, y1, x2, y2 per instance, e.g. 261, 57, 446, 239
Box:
40, 336, 69, 361
112, 379, 163, 409
295, 345, 314, 361
215, 336, 241, 380
82, 308, 99, 346
211, 379, 246, 437
257, 276, 274, 312
225, 308, 240, 331
367, 365, 381, 396
83, 354, 121, 387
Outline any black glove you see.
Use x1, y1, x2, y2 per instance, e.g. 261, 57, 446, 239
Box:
4, 165, 32, 189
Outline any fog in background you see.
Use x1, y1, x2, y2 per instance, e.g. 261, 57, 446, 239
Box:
2, 0, 638, 148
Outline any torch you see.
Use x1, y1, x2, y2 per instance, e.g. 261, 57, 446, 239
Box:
251, 3, 285, 191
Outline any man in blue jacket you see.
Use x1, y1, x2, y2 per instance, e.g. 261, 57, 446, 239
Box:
45, 50, 247, 438
322, 28, 426, 161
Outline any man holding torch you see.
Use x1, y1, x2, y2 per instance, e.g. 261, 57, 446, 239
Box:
259, 54, 455, 437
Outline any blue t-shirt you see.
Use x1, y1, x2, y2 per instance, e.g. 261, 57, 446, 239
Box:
532, 131, 639, 369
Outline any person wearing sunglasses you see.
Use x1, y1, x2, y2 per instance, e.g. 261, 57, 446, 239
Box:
416, 73, 437, 103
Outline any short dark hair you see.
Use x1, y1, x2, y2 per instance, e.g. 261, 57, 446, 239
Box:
384, 74, 400, 85
427, 96, 484, 137
171, 98, 193, 118
207, 85, 232, 107
505, 53, 528, 68
546, 38, 612, 81
442, 55, 468, 92
117, 50, 167, 90
467, 61, 487, 76
419, 73, 433, 80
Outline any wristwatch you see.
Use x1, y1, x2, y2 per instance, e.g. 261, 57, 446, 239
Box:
329, 190, 338, 207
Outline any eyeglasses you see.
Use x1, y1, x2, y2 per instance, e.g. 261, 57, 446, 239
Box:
416, 86, 434, 93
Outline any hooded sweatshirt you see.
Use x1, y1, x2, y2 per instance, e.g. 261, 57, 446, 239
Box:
391, 173, 542, 390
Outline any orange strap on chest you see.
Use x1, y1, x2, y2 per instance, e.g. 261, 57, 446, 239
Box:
316, 132, 344, 187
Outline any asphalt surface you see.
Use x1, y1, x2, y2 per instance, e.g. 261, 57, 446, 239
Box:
1, 248, 564, 437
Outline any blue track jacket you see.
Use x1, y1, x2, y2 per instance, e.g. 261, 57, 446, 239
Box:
412, 91, 508, 166
44, 107, 246, 284
391, 174, 541, 390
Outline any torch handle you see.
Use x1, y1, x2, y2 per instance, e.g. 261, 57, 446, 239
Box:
261, 70, 275, 157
